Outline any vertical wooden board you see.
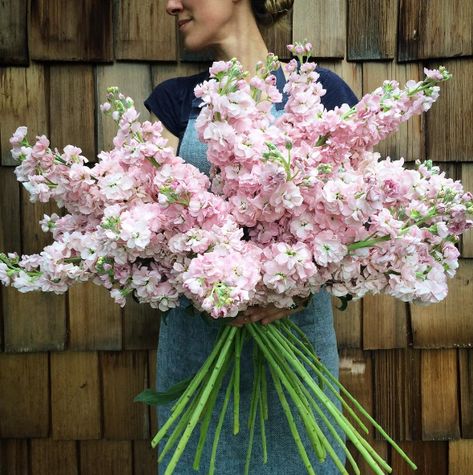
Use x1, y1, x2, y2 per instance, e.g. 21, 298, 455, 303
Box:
151, 62, 209, 88
50, 351, 101, 440
332, 297, 362, 348
49, 65, 96, 162
362, 61, 424, 162
133, 440, 157, 475
398, 0, 473, 62
347, 0, 397, 60
30, 0, 113, 61
116, 0, 177, 61
0, 353, 49, 437
293, 0, 345, 58
96, 63, 152, 152
30, 439, 78, 475
449, 440, 473, 475
101, 351, 150, 439
410, 260, 473, 348
373, 348, 422, 441
0, 439, 29, 475
363, 295, 408, 350
459, 350, 473, 438
0, 168, 21, 253
0, 0, 28, 65
149, 350, 158, 435
391, 441, 448, 475
80, 441, 132, 475
261, 11, 293, 61
460, 164, 473, 257
68, 282, 122, 350
425, 59, 473, 162
421, 349, 460, 440
339, 349, 388, 474
317, 59, 363, 100
0, 64, 48, 166
123, 296, 160, 350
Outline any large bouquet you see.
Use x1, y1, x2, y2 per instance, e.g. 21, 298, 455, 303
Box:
1, 43, 471, 474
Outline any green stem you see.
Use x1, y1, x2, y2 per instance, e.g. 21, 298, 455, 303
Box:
208, 367, 235, 475
152, 326, 231, 448
258, 355, 268, 464
163, 327, 238, 475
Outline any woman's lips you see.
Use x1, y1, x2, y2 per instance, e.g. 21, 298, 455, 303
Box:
178, 19, 192, 30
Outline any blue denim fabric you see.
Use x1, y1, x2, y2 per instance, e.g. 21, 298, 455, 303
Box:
156, 68, 345, 474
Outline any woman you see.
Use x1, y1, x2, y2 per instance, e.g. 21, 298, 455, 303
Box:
144, 1, 358, 473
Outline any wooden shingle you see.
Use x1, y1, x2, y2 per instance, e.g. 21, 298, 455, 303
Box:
293, 0, 346, 59
51, 351, 101, 440
80, 440, 133, 475
115, 0, 177, 61
332, 297, 362, 348
421, 349, 460, 440
133, 440, 158, 475
123, 296, 160, 350
0, 168, 21, 253
30, 0, 113, 62
101, 351, 150, 439
425, 59, 473, 162
0, 0, 28, 65
30, 439, 78, 475
0, 353, 49, 437
460, 164, 473, 257
0, 439, 29, 475
449, 440, 473, 475
347, 0, 398, 60
459, 349, 473, 438
410, 260, 473, 348
390, 441, 448, 475
398, 0, 473, 62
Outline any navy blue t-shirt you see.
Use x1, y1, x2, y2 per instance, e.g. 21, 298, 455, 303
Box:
144, 67, 358, 140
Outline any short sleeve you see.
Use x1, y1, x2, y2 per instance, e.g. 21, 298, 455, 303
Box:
317, 67, 359, 110
144, 79, 181, 137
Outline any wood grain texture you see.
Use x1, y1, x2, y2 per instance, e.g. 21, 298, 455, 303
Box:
421, 349, 460, 440
293, 0, 345, 58
151, 62, 209, 88
425, 59, 473, 162
373, 348, 422, 441
398, 0, 473, 62
123, 296, 160, 350
51, 351, 101, 440
460, 164, 473, 257
30, 0, 113, 61
96, 63, 152, 152
149, 350, 158, 435
363, 295, 408, 350
317, 59, 363, 99
390, 441, 448, 475
0, 439, 29, 475
80, 440, 133, 475
347, 0, 398, 60
362, 61, 424, 162
410, 259, 473, 348
68, 282, 122, 350
49, 65, 96, 162
116, 0, 177, 61
0, 65, 48, 166
133, 440, 157, 475
260, 11, 293, 61
0, 168, 21, 253
0, 0, 28, 65
459, 350, 473, 438
332, 297, 362, 348
30, 439, 78, 475
101, 351, 150, 439
0, 353, 49, 437
3, 287, 66, 352
449, 440, 473, 475
339, 349, 388, 474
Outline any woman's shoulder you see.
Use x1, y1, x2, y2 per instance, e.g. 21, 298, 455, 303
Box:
314, 65, 359, 109
144, 70, 209, 137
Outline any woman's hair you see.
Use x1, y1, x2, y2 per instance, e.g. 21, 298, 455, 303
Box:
251, 0, 294, 26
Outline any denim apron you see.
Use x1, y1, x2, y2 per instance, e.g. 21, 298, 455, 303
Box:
156, 68, 346, 474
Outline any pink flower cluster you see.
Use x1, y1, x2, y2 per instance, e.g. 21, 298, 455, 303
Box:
1, 45, 472, 318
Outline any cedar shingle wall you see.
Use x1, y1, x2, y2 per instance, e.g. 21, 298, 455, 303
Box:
0, 1, 472, 473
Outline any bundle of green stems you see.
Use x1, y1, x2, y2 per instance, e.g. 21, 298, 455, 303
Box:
150, 319, 417, 475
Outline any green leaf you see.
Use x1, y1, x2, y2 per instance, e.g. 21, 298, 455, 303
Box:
134, 376, 194, 406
